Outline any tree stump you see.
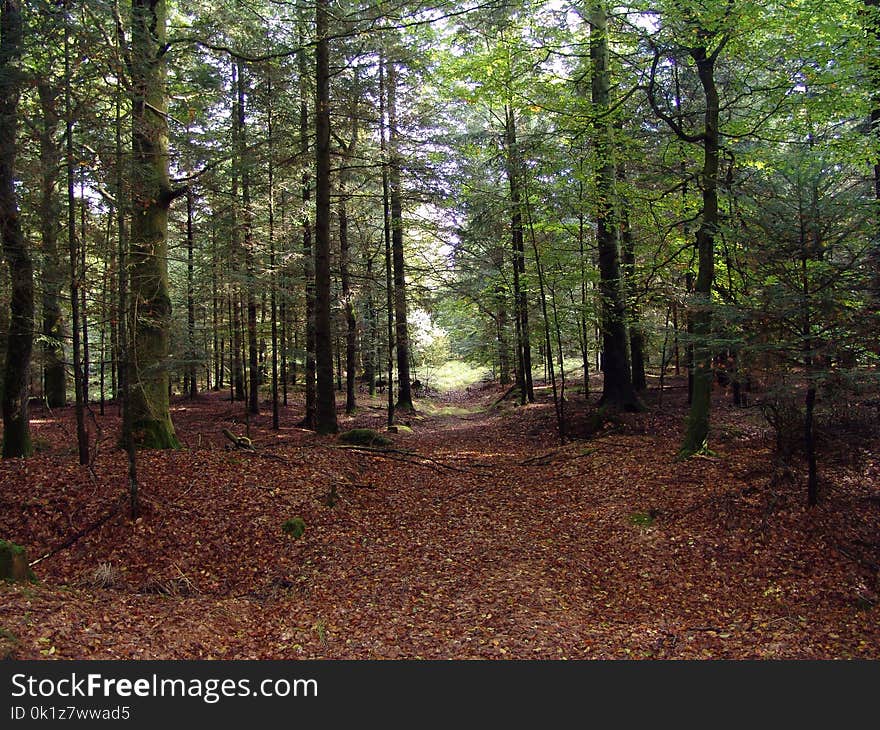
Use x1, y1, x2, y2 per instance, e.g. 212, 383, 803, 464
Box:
0, 540, 34, 583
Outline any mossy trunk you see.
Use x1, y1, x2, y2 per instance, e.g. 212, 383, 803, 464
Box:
0, 540, 34, 582
679, 46, 719, 458
129, 0, 179, 449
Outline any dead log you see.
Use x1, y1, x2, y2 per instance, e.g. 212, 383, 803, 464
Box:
223, 428, 255, 451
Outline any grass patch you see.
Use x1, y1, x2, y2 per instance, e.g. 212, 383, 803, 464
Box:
628, 511, 656, 528
419, 402, 481, 417
425, 361, 490, 392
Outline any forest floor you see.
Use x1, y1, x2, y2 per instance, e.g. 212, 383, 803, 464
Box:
1, 376, 878, 659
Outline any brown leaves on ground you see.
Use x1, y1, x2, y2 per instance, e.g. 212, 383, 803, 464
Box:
1, 380, 878, 659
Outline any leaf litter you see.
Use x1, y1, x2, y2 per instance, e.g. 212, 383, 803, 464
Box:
1, 381, 878, 659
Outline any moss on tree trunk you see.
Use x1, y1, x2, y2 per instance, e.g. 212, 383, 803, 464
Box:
679, 45, 720, 458
129, 0, 179, 449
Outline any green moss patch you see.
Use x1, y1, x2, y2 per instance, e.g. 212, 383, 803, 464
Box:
282, 517, 306, 539
339, 428, 393, 447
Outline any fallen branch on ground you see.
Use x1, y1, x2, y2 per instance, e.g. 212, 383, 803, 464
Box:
491, 384, 519, 407
222, 428, 255, 451
331, 444, 481, 474
29, 500, 123, 567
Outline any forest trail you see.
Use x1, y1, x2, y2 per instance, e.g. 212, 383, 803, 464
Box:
1, 383, 878, 659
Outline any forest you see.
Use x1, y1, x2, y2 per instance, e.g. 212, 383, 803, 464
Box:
0, 0, 878, 660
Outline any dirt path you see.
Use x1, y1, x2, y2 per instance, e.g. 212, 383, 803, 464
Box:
1, 386, 878, 658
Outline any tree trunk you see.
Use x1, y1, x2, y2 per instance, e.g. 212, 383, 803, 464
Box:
387, 60, 414, 412
64, 12, 88, 464
299, 31, 316, 429
577, 195, 591, 398
100, 221, 110, 414
186, 188, 197, 398
619, 165, 646, 392
113, 2, 138, 518
267, 68, 279, 430
279, 190, 288, 405
211, 218, 221, 390
129, 0, 179, 449
313, 0, 337, 434
589, 4, 641, 412
505, 104, 534, 405
118, 168, 139, 510
379, 55, 395, 427
550, 283, 567, 437
680, 46, 720, 457
80, 171, 89, 404
364, 252, 377, 396
1, 0, 32, 458
236, 59, 259, 416
531, 237, 564, 440
867, 0, 879, 315
340, 193, 358, 414
227, 60, 245, 403
37, 83, 66, 408
491, 244, 510, 385
338, 100, 359, 415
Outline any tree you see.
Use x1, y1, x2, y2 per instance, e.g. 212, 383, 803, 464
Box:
336, 76, 360, 415
647, 4, 730, 455
129, 0, 180, 448
37, 76, 66, 408
731, 141, 872, 504
867, 0, 880, 319
589, 2, 641, 411
313, 0, 337, 434
1, 0, 33, 458
386, 57, 415, 412
299, 25, 317, 429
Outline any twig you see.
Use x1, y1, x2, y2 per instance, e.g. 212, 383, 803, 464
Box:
690, 453, 722, 463
836, 544, 880, 573
332, 444, 480, 474
348, 449, 449, 475
520, 449, 560, 466
29, 500, 123, 567
664, 484, 762, 522
237, 449, 299, 465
